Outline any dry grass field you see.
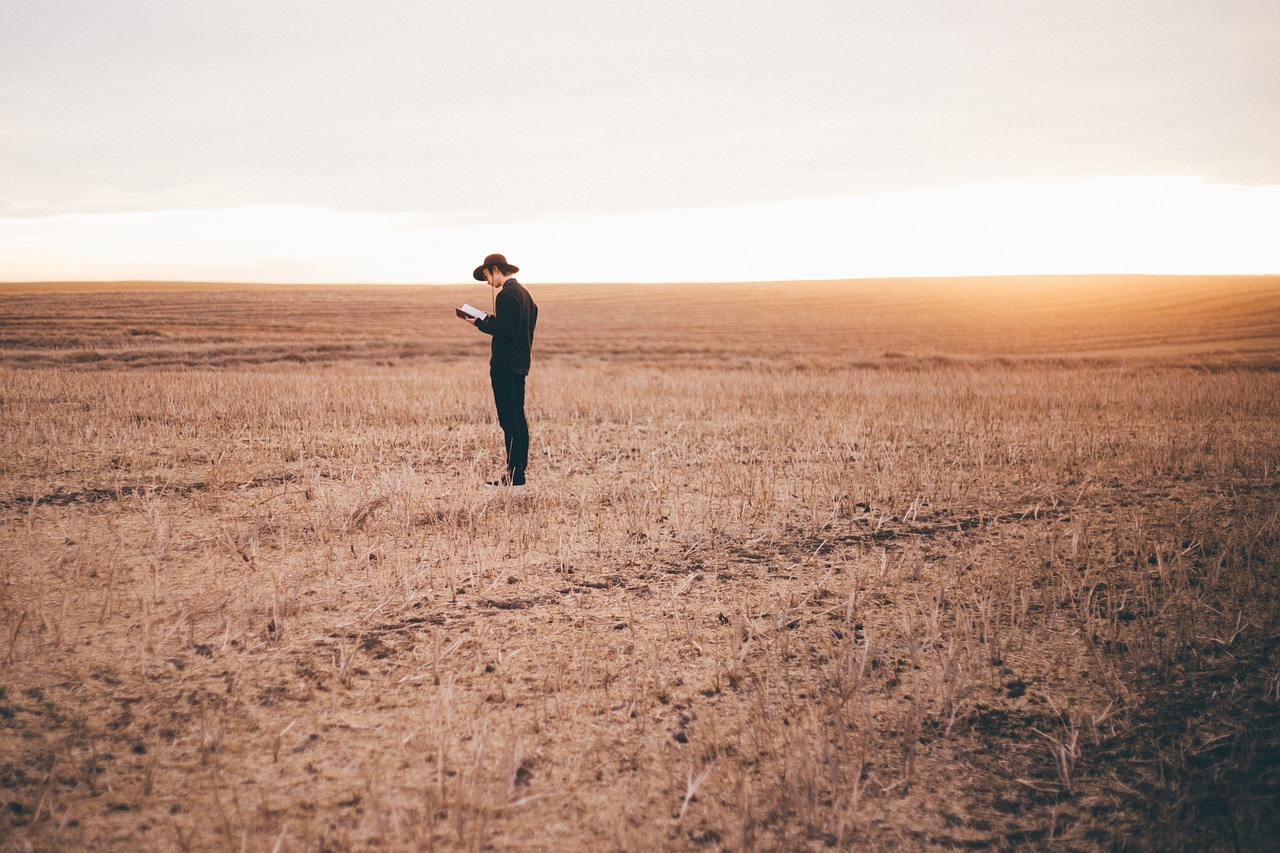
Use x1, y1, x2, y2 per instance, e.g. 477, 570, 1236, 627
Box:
1, 275, 1278, 851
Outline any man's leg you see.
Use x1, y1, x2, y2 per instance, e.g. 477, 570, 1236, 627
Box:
511, 379, 529, 483
490, 369, 527, 485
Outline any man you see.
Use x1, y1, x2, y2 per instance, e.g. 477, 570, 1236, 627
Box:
463, 253, 538, 487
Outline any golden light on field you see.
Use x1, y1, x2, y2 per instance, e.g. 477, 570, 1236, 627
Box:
2, 177, 1278, 284
2, 280, 1279, 848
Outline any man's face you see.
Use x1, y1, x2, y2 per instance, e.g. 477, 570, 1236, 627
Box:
484, 267, 501, 288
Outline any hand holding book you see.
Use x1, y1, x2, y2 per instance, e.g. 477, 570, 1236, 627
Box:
455, 304, 488, 322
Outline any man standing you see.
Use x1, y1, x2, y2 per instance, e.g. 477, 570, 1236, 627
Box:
463, 253, 538, 487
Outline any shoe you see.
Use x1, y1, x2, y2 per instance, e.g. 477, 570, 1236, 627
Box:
485, 477, 525, 487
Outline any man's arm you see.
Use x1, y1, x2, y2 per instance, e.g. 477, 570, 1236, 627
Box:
474, 290, 515, 339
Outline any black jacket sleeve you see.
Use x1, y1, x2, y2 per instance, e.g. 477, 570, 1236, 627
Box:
474, 289, 515, 341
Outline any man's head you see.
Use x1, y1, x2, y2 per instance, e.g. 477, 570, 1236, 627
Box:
473, 253, 519, 286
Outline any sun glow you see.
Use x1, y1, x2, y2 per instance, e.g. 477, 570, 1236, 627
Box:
2, 177, 1277, 283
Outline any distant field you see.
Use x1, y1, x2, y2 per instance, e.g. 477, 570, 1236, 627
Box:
3, 275, 1279, 369
1, 276, 1278, 850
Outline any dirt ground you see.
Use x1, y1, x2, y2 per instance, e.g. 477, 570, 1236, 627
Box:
2, 276, 1279, 850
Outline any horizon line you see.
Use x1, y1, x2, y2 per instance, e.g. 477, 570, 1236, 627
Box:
3, 272, 1279, 292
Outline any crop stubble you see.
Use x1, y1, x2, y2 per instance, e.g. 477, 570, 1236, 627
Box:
1, 276, 1278, 850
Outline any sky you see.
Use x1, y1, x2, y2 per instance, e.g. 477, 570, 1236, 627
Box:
1, 0, 1278, 283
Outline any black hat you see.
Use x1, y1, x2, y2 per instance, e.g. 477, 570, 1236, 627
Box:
473, 253, 519, 281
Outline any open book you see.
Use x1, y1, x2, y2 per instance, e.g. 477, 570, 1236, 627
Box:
455, 303, 488, 321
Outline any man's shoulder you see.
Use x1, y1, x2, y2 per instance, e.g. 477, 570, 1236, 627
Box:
504, 282, 534, 303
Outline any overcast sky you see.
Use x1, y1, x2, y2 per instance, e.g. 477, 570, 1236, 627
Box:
2, 1, 1278, 282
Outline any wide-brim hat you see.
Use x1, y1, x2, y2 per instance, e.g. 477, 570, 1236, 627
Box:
473, 253, 519, 281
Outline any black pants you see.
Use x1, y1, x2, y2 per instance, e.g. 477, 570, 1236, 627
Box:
490, 367, 529, 483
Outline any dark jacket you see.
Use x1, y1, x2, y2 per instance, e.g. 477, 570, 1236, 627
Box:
475, 278, 538, 374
